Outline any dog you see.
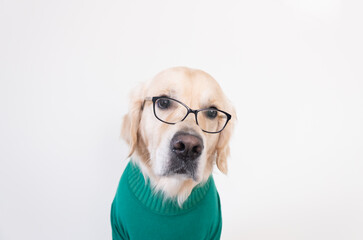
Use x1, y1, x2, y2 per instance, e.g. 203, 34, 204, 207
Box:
111, 67, 235, 240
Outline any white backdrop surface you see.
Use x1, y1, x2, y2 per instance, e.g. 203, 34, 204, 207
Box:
0, 0, 362, 239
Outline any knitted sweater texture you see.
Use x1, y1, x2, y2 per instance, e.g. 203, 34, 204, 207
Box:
110, 162, 222, 240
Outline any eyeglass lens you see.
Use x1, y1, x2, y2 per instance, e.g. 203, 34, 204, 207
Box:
154, 97, 228, 133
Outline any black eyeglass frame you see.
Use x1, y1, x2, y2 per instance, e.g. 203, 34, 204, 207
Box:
144, 96, 232, 134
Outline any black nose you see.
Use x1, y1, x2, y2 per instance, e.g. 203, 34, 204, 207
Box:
171, 132, 204, 161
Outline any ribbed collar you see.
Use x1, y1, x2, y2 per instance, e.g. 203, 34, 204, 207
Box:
126, 162, 213, 216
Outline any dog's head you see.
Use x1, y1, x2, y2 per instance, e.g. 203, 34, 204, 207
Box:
121, 67, 235, 202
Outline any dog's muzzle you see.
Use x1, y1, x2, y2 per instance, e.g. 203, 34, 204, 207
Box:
166, 131, 204, 179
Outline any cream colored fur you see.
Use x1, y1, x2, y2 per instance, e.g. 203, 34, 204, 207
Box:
121, 67, 235, 205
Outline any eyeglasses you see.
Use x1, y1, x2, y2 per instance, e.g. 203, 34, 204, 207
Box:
144, 96, 232, 134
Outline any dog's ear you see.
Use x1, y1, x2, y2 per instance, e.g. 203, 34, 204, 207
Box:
121, 83, 145, 157
216, 103, 236, 174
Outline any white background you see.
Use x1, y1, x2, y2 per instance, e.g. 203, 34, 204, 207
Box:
1, 0, 362, 239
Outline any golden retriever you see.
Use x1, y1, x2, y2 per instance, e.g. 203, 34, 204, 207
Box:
121, 66, 235, 205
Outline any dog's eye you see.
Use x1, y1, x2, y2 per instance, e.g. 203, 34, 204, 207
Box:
157, 99, 171, 109
205, 109, 218, 119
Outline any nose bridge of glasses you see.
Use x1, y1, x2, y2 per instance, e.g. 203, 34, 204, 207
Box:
176, 107, 196, 127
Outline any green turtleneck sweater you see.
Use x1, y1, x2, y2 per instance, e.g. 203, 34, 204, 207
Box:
110, 162, 222, 240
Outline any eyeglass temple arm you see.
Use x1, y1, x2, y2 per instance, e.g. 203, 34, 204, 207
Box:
141, 97, 153, 110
